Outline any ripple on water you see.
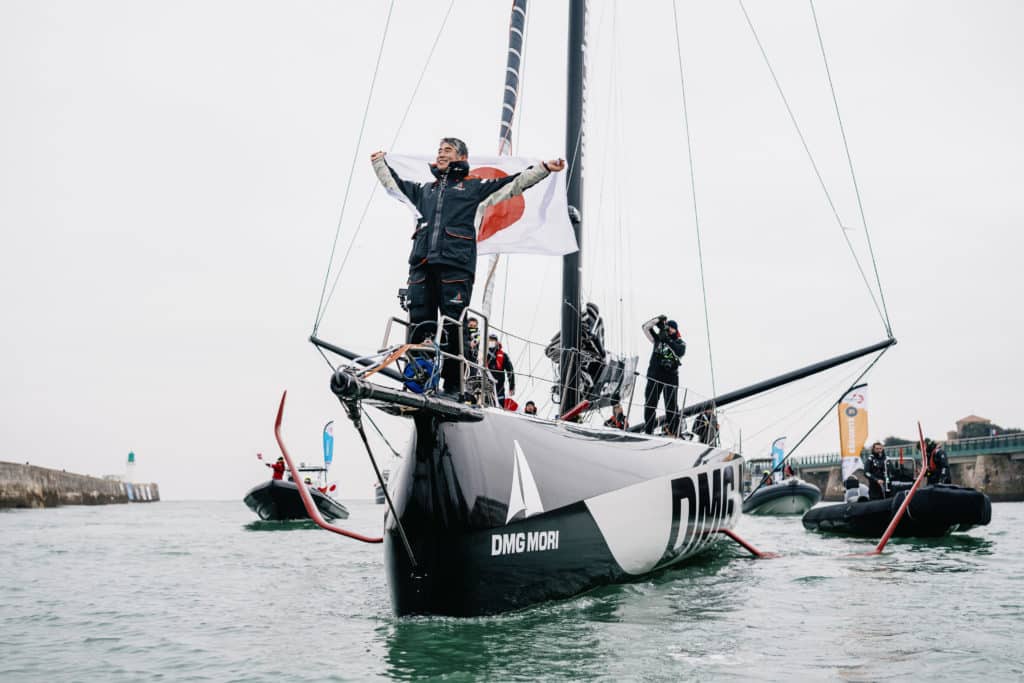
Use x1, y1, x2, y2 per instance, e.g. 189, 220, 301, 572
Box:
1, 500, 1022, 681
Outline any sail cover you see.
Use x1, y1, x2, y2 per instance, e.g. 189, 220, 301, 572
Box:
381, 153, 578, 256
838, 385, 869, 480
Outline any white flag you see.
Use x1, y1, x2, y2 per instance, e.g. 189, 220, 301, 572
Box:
381, 153, 578, 256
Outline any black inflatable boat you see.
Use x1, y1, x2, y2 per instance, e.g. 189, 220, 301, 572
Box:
243, 479, 349, 521
802, 484, 991, 537
743, 478, 822, 515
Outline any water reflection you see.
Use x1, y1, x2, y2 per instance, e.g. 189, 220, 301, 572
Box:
381, 609, 604, 681
379, 544, 740, 680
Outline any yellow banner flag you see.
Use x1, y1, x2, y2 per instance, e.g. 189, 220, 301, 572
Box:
838, 384, 869, 479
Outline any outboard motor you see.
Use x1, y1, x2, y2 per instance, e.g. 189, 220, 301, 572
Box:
844, 476, 870, 503
844, 476, 862, 503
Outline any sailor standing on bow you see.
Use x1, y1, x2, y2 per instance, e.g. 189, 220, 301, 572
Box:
641, 315, 686, 435
371, 139, 564, 393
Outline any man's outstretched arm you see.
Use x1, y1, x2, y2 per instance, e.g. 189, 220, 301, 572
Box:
474, 158, 565, 217
371, 150, 423, 206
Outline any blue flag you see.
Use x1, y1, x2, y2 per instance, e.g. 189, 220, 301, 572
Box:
323, 421, 334, 467
771, 437, 786, 475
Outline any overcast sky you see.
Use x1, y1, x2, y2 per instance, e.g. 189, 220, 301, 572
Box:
2, 1, 1021, 501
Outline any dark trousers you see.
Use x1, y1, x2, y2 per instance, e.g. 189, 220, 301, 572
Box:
643, 377, 679, 435
407, 265, 473, 391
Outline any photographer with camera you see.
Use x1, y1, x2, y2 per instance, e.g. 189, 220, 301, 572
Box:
641, 315, 686, 435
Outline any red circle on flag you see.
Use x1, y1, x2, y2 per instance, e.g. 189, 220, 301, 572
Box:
472, 166, 525, 241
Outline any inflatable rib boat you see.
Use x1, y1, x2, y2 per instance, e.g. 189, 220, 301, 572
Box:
244, 479, 349, 522
802, 484, 991, 537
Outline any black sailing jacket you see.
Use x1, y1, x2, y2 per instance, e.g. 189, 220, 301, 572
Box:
642, 317, 687, 380
373, 157, 550, 275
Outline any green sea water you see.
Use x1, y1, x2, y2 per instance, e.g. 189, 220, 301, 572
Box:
2, 500, 1021, 681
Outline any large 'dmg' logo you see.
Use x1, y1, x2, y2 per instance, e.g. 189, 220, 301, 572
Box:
659, 466, 737, 564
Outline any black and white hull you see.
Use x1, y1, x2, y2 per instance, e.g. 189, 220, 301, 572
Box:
742, 478, 821, 515
382, 407, 743, 617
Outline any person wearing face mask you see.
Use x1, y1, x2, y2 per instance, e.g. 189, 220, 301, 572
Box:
486, 333, 516, 407
465, 317, 481, 361
370, 139, 564, 394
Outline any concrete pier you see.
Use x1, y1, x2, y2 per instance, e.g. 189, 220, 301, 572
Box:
0, 461, 160, 508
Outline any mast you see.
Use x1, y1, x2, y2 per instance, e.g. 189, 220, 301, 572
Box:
560, 0, 586, 409
498, 0, 527, 156
481, 0, 529, 318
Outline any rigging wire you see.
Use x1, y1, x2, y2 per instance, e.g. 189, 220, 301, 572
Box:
672, 0, 718, 401
737, 0, 888, 335
745, 346, 891, 499
314, 0, 457, 333
809, 0, 893, 337
362, 408, 403, 459
730, 358, 870, 448
313, 0, 397, 333
524, 0, 610, 370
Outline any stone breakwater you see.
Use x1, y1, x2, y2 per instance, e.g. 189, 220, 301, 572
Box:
0, 461, 159, 508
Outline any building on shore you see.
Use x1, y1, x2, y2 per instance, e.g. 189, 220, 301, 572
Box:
949, 414, 994, 441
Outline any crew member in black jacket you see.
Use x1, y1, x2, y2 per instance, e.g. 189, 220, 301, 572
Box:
864, 441, 888, 499
925, 439, 952, 485
642, 315, 686, 435
371, 138, 564, 392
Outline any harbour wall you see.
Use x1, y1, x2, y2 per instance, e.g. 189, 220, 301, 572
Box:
799, 453, 1024, 502
0, 461, 160, 508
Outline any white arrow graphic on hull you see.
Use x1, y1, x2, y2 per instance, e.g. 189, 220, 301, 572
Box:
506, 439, 544, 523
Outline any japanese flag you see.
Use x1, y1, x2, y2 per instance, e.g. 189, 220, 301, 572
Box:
382, 154, 578, 257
